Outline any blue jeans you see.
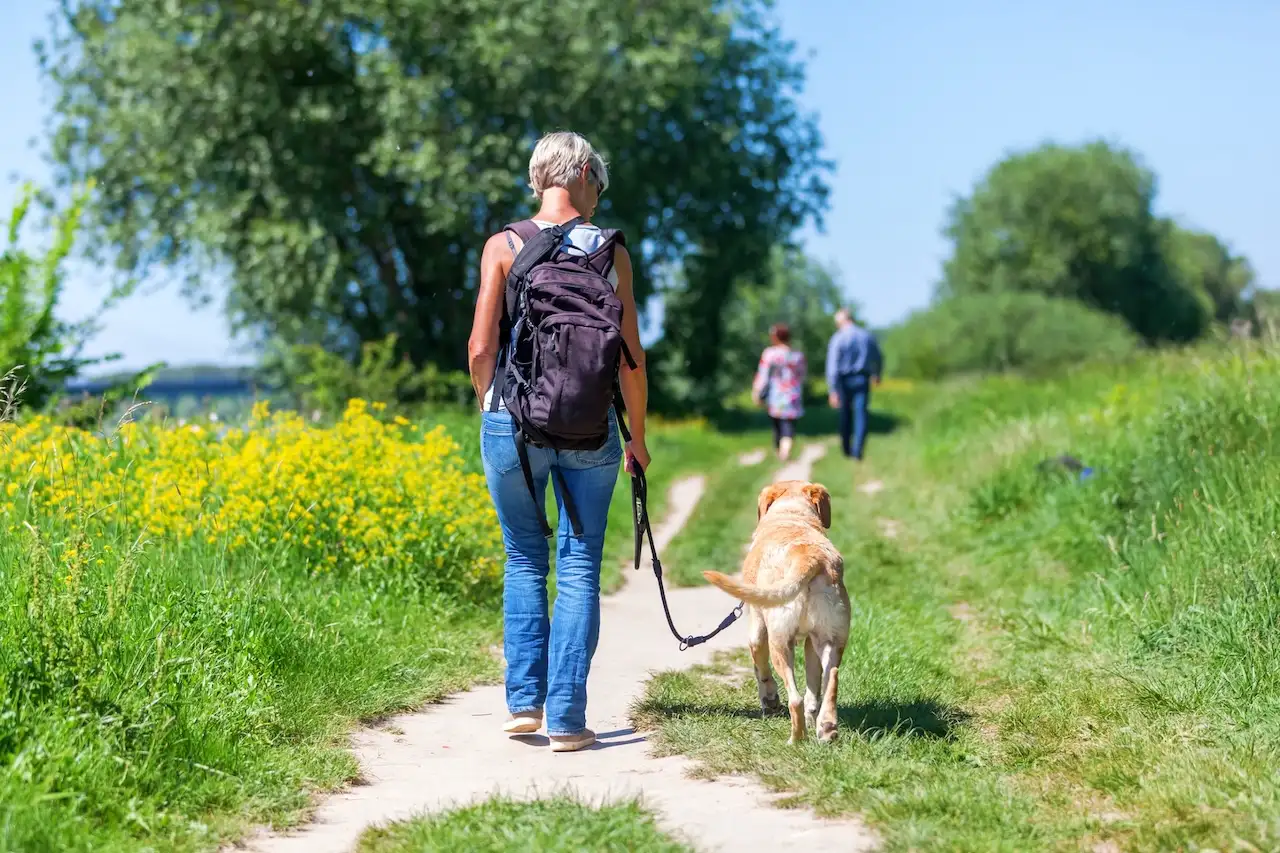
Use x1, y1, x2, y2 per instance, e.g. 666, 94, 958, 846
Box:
480, 410, 621, 736
837, 375, 871, 460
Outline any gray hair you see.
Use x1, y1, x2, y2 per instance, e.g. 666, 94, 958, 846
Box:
528, 131, 609, 198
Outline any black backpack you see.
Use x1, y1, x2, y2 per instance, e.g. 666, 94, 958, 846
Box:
489, 216, 635, 537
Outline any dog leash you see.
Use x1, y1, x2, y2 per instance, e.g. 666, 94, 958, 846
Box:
628, 464, 744, 651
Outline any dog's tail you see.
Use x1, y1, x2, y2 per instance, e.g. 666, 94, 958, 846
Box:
702, 559, 825, 608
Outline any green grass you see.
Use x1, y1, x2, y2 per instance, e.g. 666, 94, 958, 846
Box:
355, 796, 692, 853
0, 534, 499, 853
635, 344, 1280, 851
26, 348, 1268, 853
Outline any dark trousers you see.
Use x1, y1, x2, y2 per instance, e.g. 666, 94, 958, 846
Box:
837, 374, 871, 460
770, 416, 796, 449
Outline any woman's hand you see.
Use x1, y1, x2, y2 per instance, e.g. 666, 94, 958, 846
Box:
625, 438, 651, 474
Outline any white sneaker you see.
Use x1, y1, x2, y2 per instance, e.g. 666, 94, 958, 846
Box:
503, 710, 543, 735
550, 729, 596, 752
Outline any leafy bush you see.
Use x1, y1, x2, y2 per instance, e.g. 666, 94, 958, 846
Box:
263, 333, 473, 417
940, 140, 1211, 343
1160, 221, 1254, 324
1253, 288, 1280, 339
1, 182, 118, 409
883, 291, 1140, 380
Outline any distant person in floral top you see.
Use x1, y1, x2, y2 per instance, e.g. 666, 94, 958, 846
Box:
752, 323, 806, 461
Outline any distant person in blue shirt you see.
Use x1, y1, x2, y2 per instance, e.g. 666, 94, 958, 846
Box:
825, 308, 882, 460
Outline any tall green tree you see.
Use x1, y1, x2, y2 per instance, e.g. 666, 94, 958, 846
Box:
719, 247, 845, 393
39, 0, 828, 382
940, 140, 1208, 342
653, 246, 845, 410
1159, 220, 1255, 323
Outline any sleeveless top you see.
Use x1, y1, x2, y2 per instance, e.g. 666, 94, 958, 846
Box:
482, 220, 620, 412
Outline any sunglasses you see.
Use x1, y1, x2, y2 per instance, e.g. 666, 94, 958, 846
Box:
587, 164, 607, 196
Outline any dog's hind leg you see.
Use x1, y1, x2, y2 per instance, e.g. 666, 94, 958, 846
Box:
770, 641, 806, 744
803, 636, 822, 733
748, 610, 782, 717
816, 638, 845, 743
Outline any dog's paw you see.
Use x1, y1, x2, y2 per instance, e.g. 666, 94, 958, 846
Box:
818, 721, 838, 744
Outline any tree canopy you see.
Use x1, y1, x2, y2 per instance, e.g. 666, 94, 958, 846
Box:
1159, 221, 1255, 324
940, 140, 1210, 343
39, 0, 829, 384
652, 245, 845, 410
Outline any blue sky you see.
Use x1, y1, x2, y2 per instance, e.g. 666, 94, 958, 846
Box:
2, 1, 1277, 369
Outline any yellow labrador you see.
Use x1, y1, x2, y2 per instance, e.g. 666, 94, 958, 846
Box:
703, 481, 850, 743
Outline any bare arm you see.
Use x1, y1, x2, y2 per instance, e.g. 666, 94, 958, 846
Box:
467, 233, 513, 406
751, 348, 770, 402
613, 245, 649, 469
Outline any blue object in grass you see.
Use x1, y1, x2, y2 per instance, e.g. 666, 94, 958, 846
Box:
1037, 454, 1099, 483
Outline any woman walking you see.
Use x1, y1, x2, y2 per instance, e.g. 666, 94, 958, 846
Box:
752, 323, 806, 461
467, 131, 649, 753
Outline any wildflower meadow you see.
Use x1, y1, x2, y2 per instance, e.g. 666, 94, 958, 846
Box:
0, 397, 505, 852
1, 398, 502, 594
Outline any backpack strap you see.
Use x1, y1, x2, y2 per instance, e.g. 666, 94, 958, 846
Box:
592, 228, 633, 368
506, 219, 542, 246
594, 228, 625, 279
488, 223, 530, 415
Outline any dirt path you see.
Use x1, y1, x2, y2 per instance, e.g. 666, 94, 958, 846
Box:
772, 442, 829, 484
239, 440, 874, 853
857, 479, 885, 496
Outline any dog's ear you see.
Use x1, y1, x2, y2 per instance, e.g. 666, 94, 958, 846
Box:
757, 483, 788, 521
802, 483, 832, 529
